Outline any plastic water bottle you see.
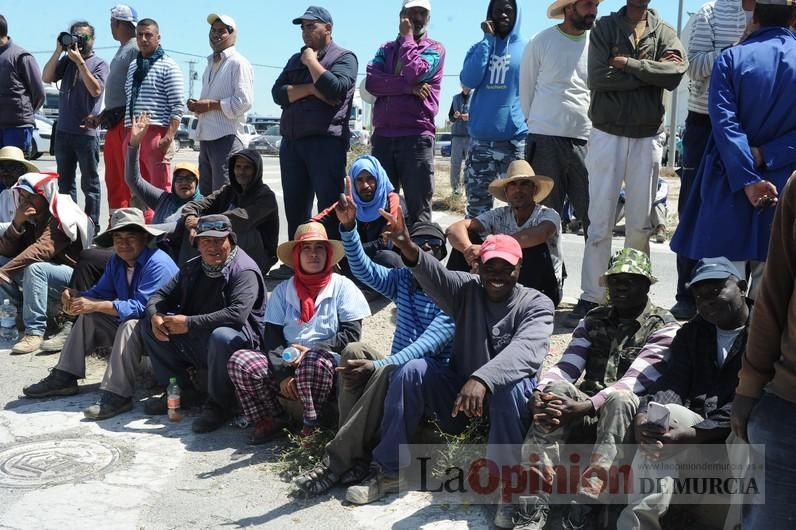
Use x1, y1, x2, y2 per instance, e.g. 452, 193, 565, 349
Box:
282, 346, 300, 363
167, 377, 182, 422
0, 299, 18, 343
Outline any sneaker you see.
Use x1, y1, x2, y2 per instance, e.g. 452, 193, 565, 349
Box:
22, 368, 79, 398
562, 501, 595, 530
670, 300, 696, 321
653, 225, 666, 244
248, 416, 289, 445
494, 502, 517, 529
11, 335, 43, 355
40, 320, 74, 352
345, 463, 402, 505
192, 401, 232, 433
83, 390, 133, 420
268, 263, 294, 280
563, 299, 598, 327
513, 496, 550, 530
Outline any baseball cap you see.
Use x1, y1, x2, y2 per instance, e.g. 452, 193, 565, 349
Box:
110, 4, 139, 24
480, 234, 522, 266
195, 214, 234, 240
292, 6, 334, 25
173, 162, 199, 179
686, 257, 743, 289
599, 248, 657, 286
207, 13, 237, 32
403, 0, 432, 11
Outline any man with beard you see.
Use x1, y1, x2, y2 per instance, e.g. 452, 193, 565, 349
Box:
460, 0, 528, 219
270, 6, 357, 280
42, 20, 108, 227
519, 0, 599, 239
188, 14, 253, 195
366, 0, 445, 224
518, 248, 678, 529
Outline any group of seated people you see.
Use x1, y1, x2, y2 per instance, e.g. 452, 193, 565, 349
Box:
1, 137, 750, 529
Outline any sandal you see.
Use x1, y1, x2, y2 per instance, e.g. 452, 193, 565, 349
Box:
340, 460, 371, 486
294, 464, 340, 496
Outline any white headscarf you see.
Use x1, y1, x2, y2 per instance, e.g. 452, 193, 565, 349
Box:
14, 172, 95, 248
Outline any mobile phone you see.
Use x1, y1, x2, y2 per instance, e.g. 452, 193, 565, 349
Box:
646, 401, 671, 430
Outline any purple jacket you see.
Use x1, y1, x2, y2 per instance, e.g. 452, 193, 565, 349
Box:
366, 34, 445, 137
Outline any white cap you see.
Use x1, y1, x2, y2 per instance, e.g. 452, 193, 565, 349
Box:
403, 0, 431, 11
110, 4, 139, 24
207, 13, 237, 32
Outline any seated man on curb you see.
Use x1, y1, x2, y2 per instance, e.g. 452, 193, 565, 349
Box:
21, 208, 178, 419
142, 214, 267, 433
446, 160, 563, 306
618, 257, 749, 530
292, 177, 455, 495
0, 172, 93, 354
517, 248, 679, 530
345, 207, 554, 530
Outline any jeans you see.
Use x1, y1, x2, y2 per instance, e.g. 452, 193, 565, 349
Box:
372, 357, 534, 475
0, 257, 73, 336
450, 135, 470, 193
0, 127, 33, 155
676, 112, 712, 304
279, 135, 347, 239
55, 130, 101, 226
371, 134, 435, 224
743, 392, 796, 527
143, 322, 251, 409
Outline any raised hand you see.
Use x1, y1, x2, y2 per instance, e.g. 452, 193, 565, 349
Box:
334, 176, 358, 230
130, 112, 151, 148
380, 205, 420, 265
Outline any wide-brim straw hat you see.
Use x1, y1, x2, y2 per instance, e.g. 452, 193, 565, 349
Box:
276, 222, 345, 269
0, 146, 39, 174
94, 208, 164, 247
548, 0, 601, 20
488, 160, 555, 204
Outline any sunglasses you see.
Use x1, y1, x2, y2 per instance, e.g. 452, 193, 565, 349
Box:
412, 237, 444, 248
197, 221, 230, 232
173, 174, 196, 183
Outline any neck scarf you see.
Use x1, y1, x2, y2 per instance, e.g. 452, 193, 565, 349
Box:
202, 244, 237, 279
292, 243, 333, 324
129, 45, 165, 119
348, 155, 394, 223
159, 182, 202, 224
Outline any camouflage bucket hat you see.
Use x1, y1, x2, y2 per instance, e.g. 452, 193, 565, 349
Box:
599, 248, 657, 286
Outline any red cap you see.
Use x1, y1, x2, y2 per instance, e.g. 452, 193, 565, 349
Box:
480, 234, 522, 266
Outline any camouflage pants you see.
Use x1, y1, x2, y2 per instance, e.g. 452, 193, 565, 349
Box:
463, 138, 525, 218
521, 381, 639, 500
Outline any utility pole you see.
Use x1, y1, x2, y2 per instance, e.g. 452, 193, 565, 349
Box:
666, 0, 684, 169
187, 60, 197, 100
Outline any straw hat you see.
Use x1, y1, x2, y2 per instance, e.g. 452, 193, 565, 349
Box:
276, 222, 345, 268
548, 0, 601, 20
488, 160, 554, 204
94, 208, 165, 247
0, 146, 39, 174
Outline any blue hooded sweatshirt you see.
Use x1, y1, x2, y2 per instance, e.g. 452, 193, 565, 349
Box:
460, 0, 528, 142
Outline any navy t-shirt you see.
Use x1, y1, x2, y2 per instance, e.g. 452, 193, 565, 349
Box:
55, 54, 108, 136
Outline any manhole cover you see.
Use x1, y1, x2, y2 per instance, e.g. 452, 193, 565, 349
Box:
0, 439, 120, 488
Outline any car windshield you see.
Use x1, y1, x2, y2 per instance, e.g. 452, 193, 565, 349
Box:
265, 125, 280, 136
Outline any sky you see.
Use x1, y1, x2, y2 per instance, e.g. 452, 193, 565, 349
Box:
2, 0, 709, 126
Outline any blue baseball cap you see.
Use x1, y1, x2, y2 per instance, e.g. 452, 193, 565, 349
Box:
110, 4, 139, 24
686, 257, 743, 289
292, 6, 333, 25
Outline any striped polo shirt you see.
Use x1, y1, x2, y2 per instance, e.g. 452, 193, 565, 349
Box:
124, 54, 184, 127
687, 0, 747, 115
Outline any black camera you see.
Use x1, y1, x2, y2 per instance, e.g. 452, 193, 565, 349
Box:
58, 32, 88, 52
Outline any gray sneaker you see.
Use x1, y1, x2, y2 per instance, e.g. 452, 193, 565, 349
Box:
345, 464, 401, 505
40, 320, 74, 352
512, 495, 549, 530
83, 390, 133, 420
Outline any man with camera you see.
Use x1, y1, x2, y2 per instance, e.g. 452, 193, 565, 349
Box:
42, 21, 108, 228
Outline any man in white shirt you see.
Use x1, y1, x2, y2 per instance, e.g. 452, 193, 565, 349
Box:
187, 14, 253, 196
519, 0, 599, 236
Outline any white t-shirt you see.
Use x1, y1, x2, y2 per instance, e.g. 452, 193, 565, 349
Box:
519, 26, 591, 141
476, 204, 563, 283
715, 325, 744, 368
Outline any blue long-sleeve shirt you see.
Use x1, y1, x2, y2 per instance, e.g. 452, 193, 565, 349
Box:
82, 247, 178, 322
340, 224, 454, 368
